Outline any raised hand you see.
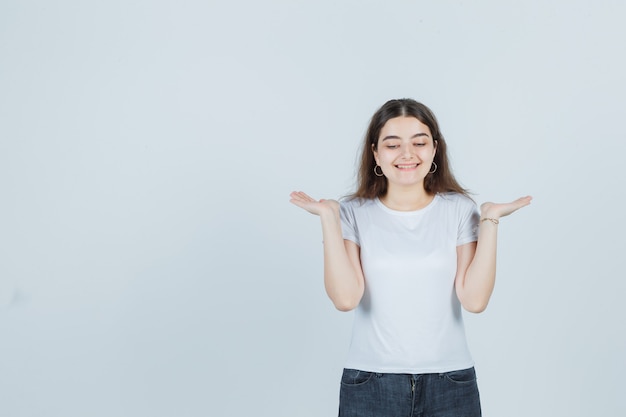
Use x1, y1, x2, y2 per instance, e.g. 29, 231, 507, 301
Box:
289, 191, 340, 217
480, 196, 532, 220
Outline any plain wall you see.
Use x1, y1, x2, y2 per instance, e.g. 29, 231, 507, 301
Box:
1, 1, 625, 416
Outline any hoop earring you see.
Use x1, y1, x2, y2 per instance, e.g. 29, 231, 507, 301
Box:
429, 162, 438, 174
374, 165, 384, 177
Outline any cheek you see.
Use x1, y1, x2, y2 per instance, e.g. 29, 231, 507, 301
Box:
378, 151, 395, 164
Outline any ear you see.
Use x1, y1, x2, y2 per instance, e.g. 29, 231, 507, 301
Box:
433, 139, 438, 157
371, 143, 379, 164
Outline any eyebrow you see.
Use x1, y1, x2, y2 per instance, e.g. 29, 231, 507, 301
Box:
381, 133, 430, 141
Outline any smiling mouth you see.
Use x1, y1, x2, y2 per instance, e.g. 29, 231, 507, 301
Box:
395, 163, 419, 170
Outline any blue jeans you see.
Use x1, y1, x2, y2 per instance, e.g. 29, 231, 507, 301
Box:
339, 367, 481, 417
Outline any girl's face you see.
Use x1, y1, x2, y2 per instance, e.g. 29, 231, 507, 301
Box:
373, 116, 437, 190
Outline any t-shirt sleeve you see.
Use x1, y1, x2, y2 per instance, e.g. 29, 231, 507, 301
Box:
457, 197, 480, 246
340, 200, 360, 246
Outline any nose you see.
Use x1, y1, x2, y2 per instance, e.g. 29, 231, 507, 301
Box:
401, 143, 414, 159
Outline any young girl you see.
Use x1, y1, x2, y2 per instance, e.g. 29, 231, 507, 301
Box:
290, 98, 531, 417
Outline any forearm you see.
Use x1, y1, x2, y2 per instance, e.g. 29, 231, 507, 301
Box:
319, 209, 364, 311
460, 220, 499, 313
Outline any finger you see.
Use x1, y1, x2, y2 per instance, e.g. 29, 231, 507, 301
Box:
499, 197, 532, 216
290, 191, 313, 203
289, 198, 305, 208
295, 191, 315, 202
291, 192, 317, 205
290, 198, 314, 210
512, 196, 532, 208
290, 191, 306, 199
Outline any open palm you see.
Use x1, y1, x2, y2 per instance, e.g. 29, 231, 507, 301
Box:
480, 196, 532, 219
289, 191, 340, 216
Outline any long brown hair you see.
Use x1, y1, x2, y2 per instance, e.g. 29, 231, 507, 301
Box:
349, 98, 469, 200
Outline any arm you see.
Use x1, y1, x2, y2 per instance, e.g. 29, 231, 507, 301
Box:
455, 196, 532, 313
290, 191, 365, 311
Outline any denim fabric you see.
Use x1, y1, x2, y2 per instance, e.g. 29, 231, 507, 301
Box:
338, 367, 481, 417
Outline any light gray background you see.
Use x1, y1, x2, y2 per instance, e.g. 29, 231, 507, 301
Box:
1, 1, 625, 416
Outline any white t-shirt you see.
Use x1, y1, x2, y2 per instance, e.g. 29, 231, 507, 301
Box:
340, 192, 480, 374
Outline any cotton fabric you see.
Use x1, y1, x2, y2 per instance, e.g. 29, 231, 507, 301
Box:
339, 193, 480, 373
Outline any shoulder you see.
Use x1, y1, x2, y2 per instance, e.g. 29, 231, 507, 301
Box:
340, 197, 376, 211
436, 193, 478, 218
437, 192, 476, 208
339, 197, 376, 226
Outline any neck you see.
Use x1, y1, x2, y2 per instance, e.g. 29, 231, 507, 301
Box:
380, 184, 434, 211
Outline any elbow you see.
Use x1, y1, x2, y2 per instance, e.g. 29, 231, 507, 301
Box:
457, 284, 493, 314
333, 298, 359, 312
463, 300, 489, 314
327, 285, 363, 312
330, 292, 362, 312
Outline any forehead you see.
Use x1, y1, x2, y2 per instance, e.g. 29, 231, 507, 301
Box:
379, 116, 431, 139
